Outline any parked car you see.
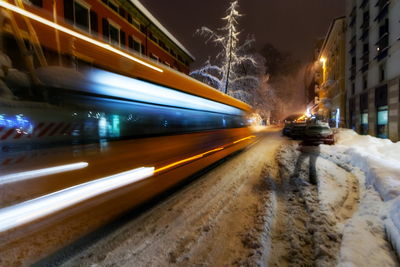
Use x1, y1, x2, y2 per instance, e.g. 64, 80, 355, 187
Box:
282, 122, 293, 136
290, 122, 307, 139
304, 122, 334, 145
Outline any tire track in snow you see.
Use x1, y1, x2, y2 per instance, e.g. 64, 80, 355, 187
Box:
60, 130, 286, 267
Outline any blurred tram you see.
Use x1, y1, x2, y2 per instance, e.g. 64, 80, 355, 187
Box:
0, 1, 254, 263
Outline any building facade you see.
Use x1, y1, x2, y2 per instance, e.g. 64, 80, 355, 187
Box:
346, 0, 400, 140
24, 0, 194, 73
316, 17, 347, 128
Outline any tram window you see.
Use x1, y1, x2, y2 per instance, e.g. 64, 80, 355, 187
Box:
74, 2, 90, 32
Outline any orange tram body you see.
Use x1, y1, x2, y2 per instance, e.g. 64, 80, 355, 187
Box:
0, 1, 254, 264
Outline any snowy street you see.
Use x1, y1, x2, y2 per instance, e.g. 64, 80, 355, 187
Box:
48, 128, 399, 266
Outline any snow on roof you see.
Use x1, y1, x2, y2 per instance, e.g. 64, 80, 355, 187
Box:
129, 0, 195, 60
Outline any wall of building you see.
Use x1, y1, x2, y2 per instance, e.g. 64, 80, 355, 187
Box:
317, 17, 347, 128
346, 0, 400, 141
24, 0, 193, 74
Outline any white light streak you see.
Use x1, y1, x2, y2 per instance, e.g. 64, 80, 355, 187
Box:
0, 167, 154, 232
0, 1, 163, 73
0, 162, 89, 185
88, 69, 243, 115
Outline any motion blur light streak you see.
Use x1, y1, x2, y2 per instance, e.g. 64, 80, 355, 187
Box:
0, 162, 89, 185
233, 135, 256, 144
0, 1, 163, 73
0, 167, 154, 233
88, 69, 244, 115
154, 135, 255, 174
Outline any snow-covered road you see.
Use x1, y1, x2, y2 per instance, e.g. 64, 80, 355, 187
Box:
50, 128, 398, 267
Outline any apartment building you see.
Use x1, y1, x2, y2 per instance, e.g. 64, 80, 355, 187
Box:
24, 0, 194, 73
346, 0, 400, 140
317, 17, 347, 128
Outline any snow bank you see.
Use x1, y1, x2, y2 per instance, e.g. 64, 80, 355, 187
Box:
386, 199, 400, 258
325, 129, 400, 260
332, 129, 400, 201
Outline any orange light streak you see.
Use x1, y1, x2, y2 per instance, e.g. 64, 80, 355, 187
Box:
0, 1, 163, 73
154, 135, 255, 174
233, 135, 256, 144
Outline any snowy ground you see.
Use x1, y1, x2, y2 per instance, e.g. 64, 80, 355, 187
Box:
47, 128, 399, 267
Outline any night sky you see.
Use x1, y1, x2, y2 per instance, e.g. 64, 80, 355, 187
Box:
139, 0, 345, 69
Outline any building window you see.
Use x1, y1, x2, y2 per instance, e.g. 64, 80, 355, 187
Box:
379, 64, 386, 82
360, 92, 369, 135
102, 19, 121, 46
64, 1, 98, 34
128, 36, 142, 54
131, 19, 140, 29
74, 1, 90, 32
150, 53, 159, 62
171, 50, 177, 58
363, 76, 368, 90
375, 84, 388, 138
109, 23, 120, 45
149, 32, 158, 43
108, 0, 119, 12
25, 0, 43, 7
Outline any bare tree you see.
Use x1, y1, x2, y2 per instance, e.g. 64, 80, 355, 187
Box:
190, 0, 258, 103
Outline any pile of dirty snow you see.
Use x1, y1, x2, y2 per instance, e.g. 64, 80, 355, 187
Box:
322, 129, 400, 257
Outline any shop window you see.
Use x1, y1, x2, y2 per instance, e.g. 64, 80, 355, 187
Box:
360, 113, 368, 135
377, 106, 388, 138
360, 92, 369, 134
375, 84, 388, 138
